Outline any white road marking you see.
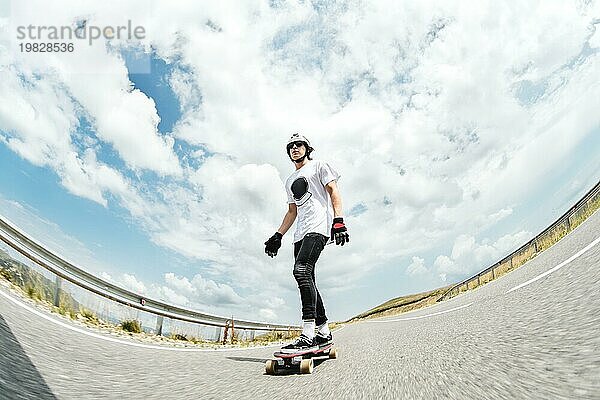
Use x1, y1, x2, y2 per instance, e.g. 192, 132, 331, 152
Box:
506, 235, 600, 294
366, 303, 473, 323
0, 288, 287, 353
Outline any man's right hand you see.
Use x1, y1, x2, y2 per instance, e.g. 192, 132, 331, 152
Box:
264, 232, 283, 257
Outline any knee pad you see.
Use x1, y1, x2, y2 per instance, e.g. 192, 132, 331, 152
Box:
293, 261, 311, 281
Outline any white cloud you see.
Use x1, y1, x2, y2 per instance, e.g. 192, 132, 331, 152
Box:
590, 25, 600, 48
451, 235, 476, 260
100, 272, 112, 281
486, 208, 513, 225
0, 68, 109, 206
434, 255, 454, 271
155, 285, 189, 307
435, 230, 532, 280
162, 272, 244, 306
259, 308, 277, 321
122, 273, 147, 294
406, 256, 428, 276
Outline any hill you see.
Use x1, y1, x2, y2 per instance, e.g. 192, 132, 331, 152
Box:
346, 285, 453, 322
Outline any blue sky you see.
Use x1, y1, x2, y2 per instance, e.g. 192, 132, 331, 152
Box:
0, 1, 599, 323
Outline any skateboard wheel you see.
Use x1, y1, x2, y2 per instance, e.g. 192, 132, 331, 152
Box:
329, 348, 338, 359
265, 360, 277, 375
299, 358, 313, 374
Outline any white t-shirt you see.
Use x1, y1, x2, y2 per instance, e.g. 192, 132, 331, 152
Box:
285, 160, 340, 243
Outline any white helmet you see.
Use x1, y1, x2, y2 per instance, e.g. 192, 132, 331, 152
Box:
286, 133, 311, 148
286, 133, 314, 163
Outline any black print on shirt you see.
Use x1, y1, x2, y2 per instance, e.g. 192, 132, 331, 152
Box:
291, 177, 312, 206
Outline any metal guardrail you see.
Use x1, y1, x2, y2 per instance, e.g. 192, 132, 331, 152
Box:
0, 215, 300, 333
437, 180, 600, 302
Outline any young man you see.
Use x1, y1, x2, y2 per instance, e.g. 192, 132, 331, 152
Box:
264, 133, 349, 352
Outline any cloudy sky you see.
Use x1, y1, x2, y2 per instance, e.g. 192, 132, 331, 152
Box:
0, 0, 598, 324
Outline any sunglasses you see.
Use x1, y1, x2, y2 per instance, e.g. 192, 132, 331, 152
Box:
287, 141, 305, 150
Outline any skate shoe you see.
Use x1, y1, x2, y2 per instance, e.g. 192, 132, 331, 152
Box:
313, 332, 333, 346
280, 334, 317, 353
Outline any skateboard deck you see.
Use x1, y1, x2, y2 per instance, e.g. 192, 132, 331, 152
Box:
265, 342, 337, 374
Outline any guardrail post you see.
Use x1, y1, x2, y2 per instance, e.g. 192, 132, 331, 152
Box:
53, 276, 62, 307
230, 318, 235, 344
222, 320, 229, 344
155, 316, 163, 336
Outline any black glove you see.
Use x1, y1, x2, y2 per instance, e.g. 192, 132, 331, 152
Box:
264, 232, 283, 257
331, 217, 349, 246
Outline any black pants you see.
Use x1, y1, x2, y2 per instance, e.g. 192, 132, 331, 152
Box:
293, 232, 328, 325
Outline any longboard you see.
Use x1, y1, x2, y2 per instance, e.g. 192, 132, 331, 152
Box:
265, 342, 338, 374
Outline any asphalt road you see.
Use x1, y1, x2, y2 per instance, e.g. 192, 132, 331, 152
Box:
1, 210, 599, 399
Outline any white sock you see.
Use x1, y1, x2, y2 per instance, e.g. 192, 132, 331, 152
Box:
302, 320, 316, 339
317, 322, 330, 336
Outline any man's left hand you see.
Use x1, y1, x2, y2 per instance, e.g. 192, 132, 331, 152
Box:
331, 217, 349, 246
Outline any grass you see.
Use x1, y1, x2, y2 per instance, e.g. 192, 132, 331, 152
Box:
188, 336, 205, 344
328, 321, 344, 331
0, 266, 11, 282
80, 308, 100, 325
255, 329, 298, 341
26, 285, 41, 301
168, 332, 207, 344
121, 319, 142, 333
346, 285, 453, 322
570, 194, 600, 229
0, 251, 82, 319
170, 333, 188, 341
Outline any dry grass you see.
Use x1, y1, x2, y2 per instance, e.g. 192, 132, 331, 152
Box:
80, 308, 100, 325
570, 194, 600, 230
346, 285, 453, 322
121, 319, 142, 333
253, 329, 299, 342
